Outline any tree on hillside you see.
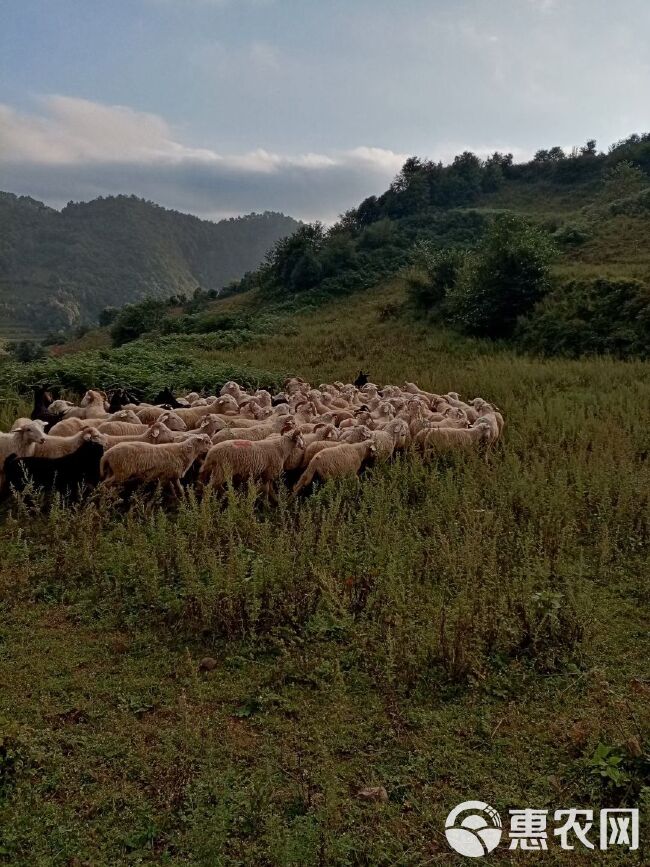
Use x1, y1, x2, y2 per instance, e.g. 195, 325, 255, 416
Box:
110, 298, 169, 346
447, 215, 555, 337
601, 161, 647, 201
267, 223, 325, 291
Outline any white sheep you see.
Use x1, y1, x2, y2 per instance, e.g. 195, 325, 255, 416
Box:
33, 427, 106, 459
48, 409, 141, 437
174, 396, 239, 429
211, 415, 292, 444
100, 420, 182, 450
298, 438, 347, 468
135, 405, 187, 429
1, 419, 47, 491
62, 389, 109, 419
48, 399, 75, 415
97, 421, 151, 436
472, 400, 504, 440
292, 440, 376, 495
199, 424, 305, 498
416, 421, 492, 452
285, 424, 338, 471
100, 434, 212, 494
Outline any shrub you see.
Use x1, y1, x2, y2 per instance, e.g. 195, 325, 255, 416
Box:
518, 276, 650, 358
405, 244, 466, 311
0, 336, 285, 398
98, 306, 119, 327
601, 160, 647, 202
7, 340, 45, 363
110, 298, 169, 346
447, 215, 555, 337
608, 187, 650, 217
553, 224, 591, 247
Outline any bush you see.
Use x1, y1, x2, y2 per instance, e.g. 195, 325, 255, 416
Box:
608, 187, 650, 217
553, 224, 591, 247
601, 160, 647, 202
406, 244, 466, 311
447, 215, 555, 337
518, 276, 650, 358
0, 336, 285, 398
98, 306, 119, 327
110, 298, 169, 346
7, 341, 45, 363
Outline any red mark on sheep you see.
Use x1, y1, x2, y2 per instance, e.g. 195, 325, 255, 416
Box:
233, 440, 253, 448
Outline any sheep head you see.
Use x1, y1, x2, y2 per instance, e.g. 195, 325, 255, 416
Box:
190, 434, 213, 456
83, 428, 107, 446
280, 418, 297, 434
474, 421, 492, 442
11, 419, 47, 445
294, 431, 305, 449
220, 381, 241, 397
113, 409, 141, 424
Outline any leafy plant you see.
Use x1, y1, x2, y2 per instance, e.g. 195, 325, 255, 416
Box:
447, 214, 556, 337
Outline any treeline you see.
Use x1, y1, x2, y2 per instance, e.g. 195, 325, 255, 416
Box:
226, 133, 650, 358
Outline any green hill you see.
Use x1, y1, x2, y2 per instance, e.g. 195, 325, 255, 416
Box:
0, 192, 299, 337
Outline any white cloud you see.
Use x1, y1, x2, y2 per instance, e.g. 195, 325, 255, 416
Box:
0, 96, 408, 221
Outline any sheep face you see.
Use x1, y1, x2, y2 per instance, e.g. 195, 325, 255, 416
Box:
83, 428, 107, 446
190, 434, 213, 457
220, 381, 241, 397
287, 429, 305, 451
160, 412, 187, 431
445, 407, 466, 420
214, 395, 239, 413
12, 420, 47, 445
199, 415, 226, 435
80, 389, 104, 407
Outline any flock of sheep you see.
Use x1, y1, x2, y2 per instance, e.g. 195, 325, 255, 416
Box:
0, 378, 504, 500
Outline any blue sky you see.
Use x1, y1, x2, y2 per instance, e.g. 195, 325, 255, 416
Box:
1, 0, 649, 221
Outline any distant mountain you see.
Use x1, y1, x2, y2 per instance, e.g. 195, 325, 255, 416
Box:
0, 193, 299, 335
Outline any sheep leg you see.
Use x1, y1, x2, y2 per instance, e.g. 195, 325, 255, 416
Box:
263, 478, 279, 504
292, 465, 315, 495
174, 479, 184, 498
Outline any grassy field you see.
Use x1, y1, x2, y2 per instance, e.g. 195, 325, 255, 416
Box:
0, 279, 649, 865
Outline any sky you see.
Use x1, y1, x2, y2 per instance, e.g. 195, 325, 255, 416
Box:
1, 0, 649, 222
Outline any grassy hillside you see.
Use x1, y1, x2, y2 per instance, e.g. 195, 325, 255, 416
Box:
0, 279, 649, 865
0, 138, 648, 863
0, 192, 298, 337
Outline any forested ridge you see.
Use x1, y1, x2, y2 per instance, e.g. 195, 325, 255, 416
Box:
0, 192, 298, 336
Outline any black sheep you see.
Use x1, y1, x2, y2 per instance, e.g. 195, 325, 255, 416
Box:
4, 441, 105, 496
152, 386, 183, 408
353, 370, 370, 388
107, 387, 140, 413
29, 385, 64, 432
